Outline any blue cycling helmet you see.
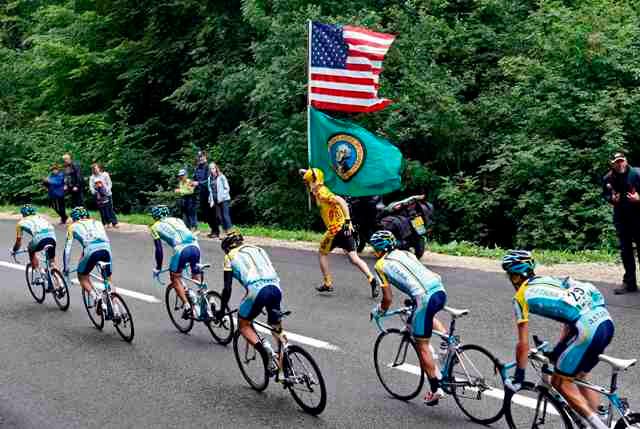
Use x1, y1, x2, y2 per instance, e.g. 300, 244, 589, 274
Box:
20, 204, 36, 217
150, 205, 170, 220
370, 230, 397, 254
502, 250, 536, 276
70, 206, 89, 221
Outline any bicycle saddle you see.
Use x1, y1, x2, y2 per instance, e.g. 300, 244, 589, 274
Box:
598, 354, 637, 371
196, 263, 210, 270
444, 306, 469, 318
97, 261, 111, 269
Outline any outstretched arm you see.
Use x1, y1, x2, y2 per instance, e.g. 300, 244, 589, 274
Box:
153, 239, 163, 271
63, 227, 73, 272
220, 270, 233, 311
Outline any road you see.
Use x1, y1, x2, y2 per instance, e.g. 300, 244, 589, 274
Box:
1, 220, 639, 429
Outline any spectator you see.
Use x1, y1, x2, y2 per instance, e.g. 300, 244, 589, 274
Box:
193, 151, 218, 238
208, 162, 233, 234
43, 164, 67, 224
175, 168, 198, 232
62, 153, 84, 207
602, 151, 640, 294
90, 163, 118, 228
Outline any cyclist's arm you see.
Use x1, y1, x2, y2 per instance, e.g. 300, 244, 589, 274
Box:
220, 255, 233, 310
375, 259, 392, 310
12, 224, 22, 252
153, 239, 163, 270
63, 226, 73, 272
516, 321, 529, 370
333, 195, 351, 220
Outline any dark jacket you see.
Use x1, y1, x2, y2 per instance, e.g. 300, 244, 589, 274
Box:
95, 186, 111, 208
602, 166, 640, 223
193, 163, 209, 197
64, 161, 84, 193
45, 172, 65, 199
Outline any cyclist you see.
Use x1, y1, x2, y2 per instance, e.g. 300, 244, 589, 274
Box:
149, 205, 202, 319
11, 204, 58, 285
299, 167, 379, 298
502, 250, 614, 429
217, 230, 283, 374
63, 207, 112, 308
369, 230, 448, 405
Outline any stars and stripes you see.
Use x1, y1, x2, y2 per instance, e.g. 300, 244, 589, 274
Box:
309, 22, 395, 113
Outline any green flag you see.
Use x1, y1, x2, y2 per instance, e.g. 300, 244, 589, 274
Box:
309, 107, 403, 197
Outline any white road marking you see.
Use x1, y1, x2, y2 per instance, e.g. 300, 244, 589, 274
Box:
0, 261, 25, 270
252, 321, 341, 352
389, 362, 559, 414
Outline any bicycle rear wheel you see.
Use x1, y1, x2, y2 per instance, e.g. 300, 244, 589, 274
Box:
505, 382, 572, 428
165, 285, 194, 334
373, 328, 424, 400
284, 344, 327, 415
615, 413, 640, 428
447, 344, 505, 424
50, 269, 70, 311
25, 264, 45, 303
111, 292, 134, 343
82, 288, 104, 330
233, 330, 269, 391
205, 291, 234, 345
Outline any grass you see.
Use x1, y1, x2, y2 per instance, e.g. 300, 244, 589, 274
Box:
0, 204, 618, 265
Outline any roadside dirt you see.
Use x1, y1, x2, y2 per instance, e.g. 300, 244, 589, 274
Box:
0, 212, 622, 284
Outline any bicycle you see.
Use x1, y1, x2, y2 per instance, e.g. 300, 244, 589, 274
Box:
504, 335, 640, 428
155, 265, 235, 345
372, 299, 510, 425
11, 247, 70, 311
67, 262, 134, 342
232, 309, 327, 415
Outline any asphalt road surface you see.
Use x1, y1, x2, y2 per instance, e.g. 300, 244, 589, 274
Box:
1, 220, 640, 429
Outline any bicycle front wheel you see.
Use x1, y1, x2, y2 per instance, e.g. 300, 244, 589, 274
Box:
82, 288, 104, 330
25, 264, 45, 303
233, 330, 269, 391
111, 292, 134, 343
505, 382, 572, 428
447, 344, 505, 424
50, 269, 70, 311
205, 290, 234, 345
165, 285, 194, 334
373, 328, 424, 400
285, 344, 327, 415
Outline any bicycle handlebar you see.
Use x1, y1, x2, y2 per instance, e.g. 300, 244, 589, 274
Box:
371, 306, 413, 333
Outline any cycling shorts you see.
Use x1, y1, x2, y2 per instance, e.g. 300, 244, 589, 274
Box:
410, 290, 447, 338
170, 244, 201, 275
319, 229, 356, 255
78, 249, 112, 277
239, 284, 282, 325
553, 308, 614, 377
29, 237, 56, 260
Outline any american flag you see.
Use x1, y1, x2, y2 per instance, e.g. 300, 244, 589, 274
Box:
309, 21, 395, 113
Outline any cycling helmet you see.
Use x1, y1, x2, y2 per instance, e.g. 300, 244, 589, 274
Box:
70, 206, 89, 221
501, 250, 536, 276
221, 229, 244, 254
370, 230, 397, 254
20, 204, 36, 217
302, 168, 324, 185
150, 205, 170, 220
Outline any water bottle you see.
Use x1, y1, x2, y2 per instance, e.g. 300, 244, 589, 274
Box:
429, 344, 441, 374
187, 289, 199, 318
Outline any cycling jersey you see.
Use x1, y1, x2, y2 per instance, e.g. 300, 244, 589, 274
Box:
314, 186, 346, 236
16, 215, 56, 248
64, 219, 111, 272
149, 217, 198, 251
513, 276, 606, 324
375, 249, 445, 298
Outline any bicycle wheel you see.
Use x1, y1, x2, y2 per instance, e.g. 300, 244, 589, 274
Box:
165, 285, 194, 334
233, 330, 269, 391
373, 328, 424, 400
25, 264, 45, 303
615, 413, 640, 428
205, 291, 234, 345
505, 382, 572, 428
50, 269, 70, 311
284, 344, 327, 415
447, 344, 505, 424
82, 288, 104, 330
111, 292, 135, 343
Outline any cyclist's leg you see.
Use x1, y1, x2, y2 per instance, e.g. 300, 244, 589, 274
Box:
575, 318, 615, 410
186, 245, 202, 284
264, 285, 284, 351
27, 241, 39, 270
77, 250, 100, 297
169, 250, 189, 305
238, 287, 263, 346
318, 233, 334, 288
46, 240, 58, 270
414, 291, 447, 397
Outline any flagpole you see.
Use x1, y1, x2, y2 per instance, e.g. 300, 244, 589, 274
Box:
307, 20, 312, 210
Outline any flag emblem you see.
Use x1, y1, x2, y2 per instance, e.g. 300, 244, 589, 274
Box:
328, 133, 366, 181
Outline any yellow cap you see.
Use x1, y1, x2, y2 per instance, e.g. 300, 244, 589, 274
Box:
303, 168, 324, 185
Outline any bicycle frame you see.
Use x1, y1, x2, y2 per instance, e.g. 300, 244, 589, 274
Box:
155, 266, 211, 319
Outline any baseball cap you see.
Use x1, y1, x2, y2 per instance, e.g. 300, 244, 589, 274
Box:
177, 168, 187, 177
610, 152, 627, 162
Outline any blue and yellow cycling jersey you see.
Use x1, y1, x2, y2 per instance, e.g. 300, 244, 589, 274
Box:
16, 215, 55, 243
149, 217, 198, 252
64, 219, 111, 270
223, 244, 280, 290
513, 276, 606, 324
374, 249, 445, 298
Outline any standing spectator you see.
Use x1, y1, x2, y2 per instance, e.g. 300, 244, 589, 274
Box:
175, 168, 198, 232
62, 153, 84, 207
193, 151, 218, 238
208, 162, 233, 234
43, 164, 67, 224
90, 163, 118, 228
602, 151, 640, 294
